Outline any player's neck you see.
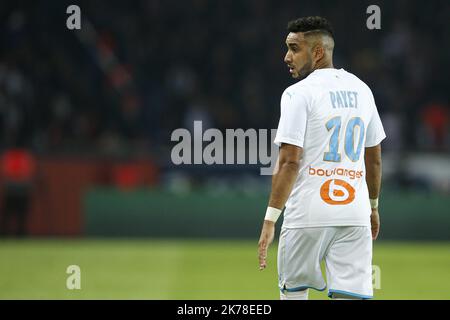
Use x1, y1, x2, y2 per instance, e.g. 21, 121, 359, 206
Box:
314, 60, 334, 70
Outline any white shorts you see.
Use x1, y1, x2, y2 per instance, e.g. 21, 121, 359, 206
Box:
277, 226, 373, 299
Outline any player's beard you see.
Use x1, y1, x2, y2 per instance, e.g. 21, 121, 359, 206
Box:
295, 59, 313, 80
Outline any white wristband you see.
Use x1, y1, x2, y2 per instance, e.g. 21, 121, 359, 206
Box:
264, 207, 282, 223
370, 198, 379, 209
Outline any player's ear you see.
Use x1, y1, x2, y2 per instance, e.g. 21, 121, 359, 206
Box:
312, 45, 324, 63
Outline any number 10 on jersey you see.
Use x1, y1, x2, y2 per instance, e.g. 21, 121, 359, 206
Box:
324, 117, 365, 162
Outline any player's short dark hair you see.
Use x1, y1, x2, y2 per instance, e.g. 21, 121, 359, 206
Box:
287, 16, 334, 39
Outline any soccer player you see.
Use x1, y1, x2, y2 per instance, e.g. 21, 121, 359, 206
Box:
257, 16, 386, 300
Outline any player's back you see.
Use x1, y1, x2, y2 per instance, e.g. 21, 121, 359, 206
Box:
274, 68, 386, 228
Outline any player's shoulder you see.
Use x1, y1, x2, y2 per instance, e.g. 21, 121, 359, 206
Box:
281, 79, 312, 100
340, 69, 374, 94
341, 69, 378, 112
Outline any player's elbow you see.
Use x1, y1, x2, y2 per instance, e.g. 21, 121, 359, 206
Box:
365, 158, 382, 174
373, 158, 382, 167
278, 144, 303, 172
366, 155, 382, 167
365, 145, 382, 167
279, 158, 301, 172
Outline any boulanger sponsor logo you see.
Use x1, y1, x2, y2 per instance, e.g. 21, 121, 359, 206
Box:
309, 166, 364, 180
309, 165, 360, 204
320, 179, 355, 205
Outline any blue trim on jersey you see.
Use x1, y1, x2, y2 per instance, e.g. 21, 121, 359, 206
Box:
328, 289, 373, 300
280, 285, 327, 293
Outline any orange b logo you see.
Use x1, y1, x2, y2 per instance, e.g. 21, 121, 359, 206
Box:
320, 179, 355, 205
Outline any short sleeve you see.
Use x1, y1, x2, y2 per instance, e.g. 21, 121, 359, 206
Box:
274, 88, 308, 148
365, 92, 386, 147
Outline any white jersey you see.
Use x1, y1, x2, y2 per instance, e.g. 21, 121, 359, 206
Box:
274, 68, 386, 228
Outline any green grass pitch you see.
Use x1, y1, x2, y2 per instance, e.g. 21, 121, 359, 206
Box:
0, 239, 449, 299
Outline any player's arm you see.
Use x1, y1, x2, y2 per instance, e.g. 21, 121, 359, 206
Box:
268, 143, 303, 209
365, 144, 382, 240
258, 143, 302, 270
258, 87, 307, 270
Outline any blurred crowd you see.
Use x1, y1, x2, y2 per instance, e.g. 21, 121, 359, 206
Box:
0, 0, 449, 157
